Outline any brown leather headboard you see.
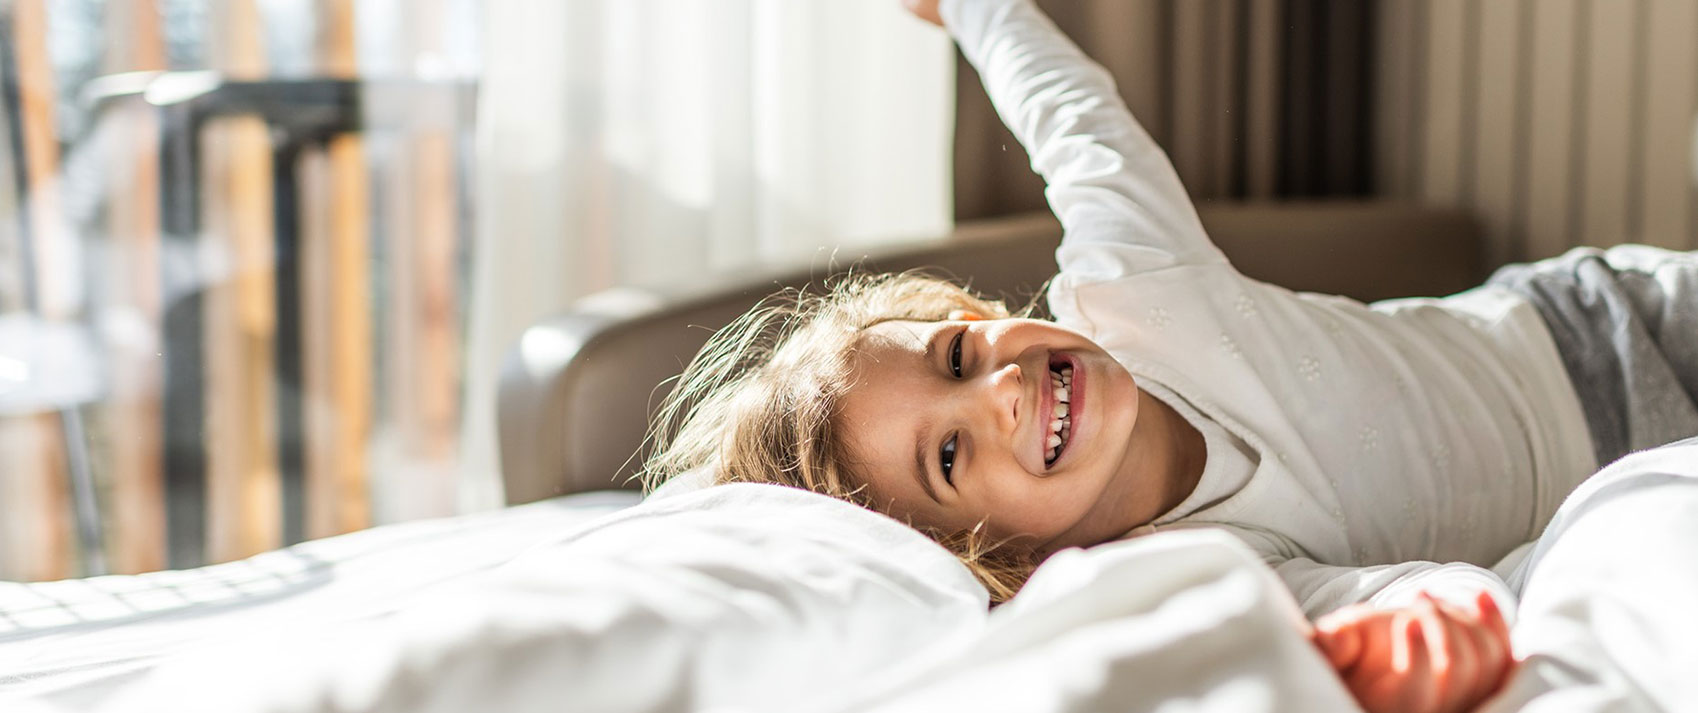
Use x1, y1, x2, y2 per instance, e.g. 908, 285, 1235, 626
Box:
497, 201, 1482, 504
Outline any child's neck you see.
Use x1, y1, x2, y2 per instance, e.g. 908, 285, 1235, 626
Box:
1137, 387, 1207, 517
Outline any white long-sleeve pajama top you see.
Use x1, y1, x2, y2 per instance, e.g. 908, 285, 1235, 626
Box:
940, 0, 1597, 618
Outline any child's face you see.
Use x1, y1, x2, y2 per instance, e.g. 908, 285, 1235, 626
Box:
840, 314, 1167, 555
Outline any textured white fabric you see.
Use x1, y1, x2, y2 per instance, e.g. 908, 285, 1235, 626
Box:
83, 484, 990, 713
40, 490, 1365, 713
1140, 381, 1256, 523
941, 0, 1594, 619
0, 492, 639, 710
645, 466, 717, 501
823, 529, 1361, 713
1484, 439, 1698, 712
11, 465, 1692, 712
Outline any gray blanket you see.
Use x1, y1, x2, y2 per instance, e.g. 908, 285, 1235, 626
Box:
1487, 245, 1698, 466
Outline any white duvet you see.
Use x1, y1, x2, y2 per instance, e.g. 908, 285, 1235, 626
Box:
7, 441, 1698, 712
2, 483, 1353, 713
0, 492, 638, 708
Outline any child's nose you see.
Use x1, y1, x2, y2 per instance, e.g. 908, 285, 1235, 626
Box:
982, 361, 1024, 432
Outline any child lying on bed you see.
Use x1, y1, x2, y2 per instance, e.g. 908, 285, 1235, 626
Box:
644, 0, 1698, 711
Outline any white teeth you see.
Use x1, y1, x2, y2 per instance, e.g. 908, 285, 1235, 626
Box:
1046, 363, 1077, 465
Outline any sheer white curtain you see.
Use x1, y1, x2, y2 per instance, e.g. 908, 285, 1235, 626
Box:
460, 0, 955, 507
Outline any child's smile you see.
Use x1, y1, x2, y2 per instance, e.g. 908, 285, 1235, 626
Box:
1043, 353, 1079, 466
838, 315, 1193, 555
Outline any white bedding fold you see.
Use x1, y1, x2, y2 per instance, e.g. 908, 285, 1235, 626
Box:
80, 485, 1359, 713
19, 460, 1694, 713
826, 530, 1358, 713
90, 484, 988, 713
0, 492, 638, 710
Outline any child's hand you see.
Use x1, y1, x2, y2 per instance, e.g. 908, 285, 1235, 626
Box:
1312, 591, 1516, 713
900, 0, 943, 27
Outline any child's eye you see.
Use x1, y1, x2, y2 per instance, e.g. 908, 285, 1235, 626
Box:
940, 434, 958, 485
948, 331, 964, 378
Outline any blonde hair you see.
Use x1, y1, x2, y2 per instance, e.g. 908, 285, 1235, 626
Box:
643, 270, 1039, 603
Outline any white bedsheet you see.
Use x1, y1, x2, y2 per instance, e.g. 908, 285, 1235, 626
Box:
10, 442, 1697, 712
0, 491, 638, 709
79, 484, 992, 712
18, 483, 1355, 713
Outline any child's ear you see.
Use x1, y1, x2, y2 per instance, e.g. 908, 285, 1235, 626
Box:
948, 309, 986, 322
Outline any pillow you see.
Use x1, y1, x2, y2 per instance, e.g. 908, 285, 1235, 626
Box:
644, 466, 717, 502
100, 483, 988, 713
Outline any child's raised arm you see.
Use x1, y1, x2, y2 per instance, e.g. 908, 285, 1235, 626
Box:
920, 0, 1224, 277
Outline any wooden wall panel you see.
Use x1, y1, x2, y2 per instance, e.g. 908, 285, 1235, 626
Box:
325, 133, 372, 536
203, 1, 281, 563
200, 114, 281, 564
300, 0, 373, 538
100, 0, 168, 575
0, 417, 71, 581
299, 136, 373, 540
3, 0, 75, 582
12, 1, 76, 320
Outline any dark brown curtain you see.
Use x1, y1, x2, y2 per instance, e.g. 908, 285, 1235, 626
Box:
954, 0, 1375, 221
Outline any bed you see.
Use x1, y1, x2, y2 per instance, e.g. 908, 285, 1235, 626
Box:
5, 202, 1499, 712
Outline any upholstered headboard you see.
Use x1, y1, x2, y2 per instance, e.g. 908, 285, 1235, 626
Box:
497, 201, 1482, 504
